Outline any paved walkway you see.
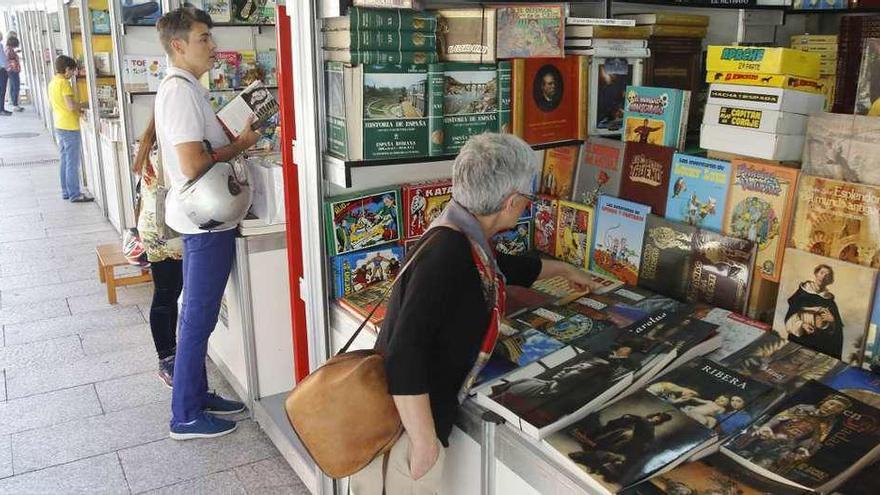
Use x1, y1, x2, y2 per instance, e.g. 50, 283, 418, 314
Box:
0, 107, 309, 494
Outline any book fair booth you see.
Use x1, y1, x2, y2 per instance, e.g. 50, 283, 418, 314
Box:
10, 0, 880, 493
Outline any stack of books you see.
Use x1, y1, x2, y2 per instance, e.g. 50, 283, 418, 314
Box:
322, 7, 439, 64
615, 12, 709, 40
700, 45, 824, 161
791, 34, 838, 111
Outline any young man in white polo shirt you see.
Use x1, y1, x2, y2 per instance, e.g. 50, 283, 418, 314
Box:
155, 7, 259, 439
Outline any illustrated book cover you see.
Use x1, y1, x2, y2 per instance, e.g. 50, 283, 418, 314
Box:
495, 328, 566, 367
495, 5, 565, 59
665, 154, 731, 232
532, 195, 558, 256
700, 308, 770, 362
401, 179, 451, 240
802, 112, 880, 187
440, 63, 504, 154
324, 187, 402, 256
590, 57, 644, 136
539, 144, 579, 199
555, 200, 595, 269
330, 245, 404, 299
512, 56, 587, 145
590, 196, 651, 286
687, 229, 756, 314
638, 215, 696, 301
202, 1, 232, 23
256, 50, 277, 86
492, 221, 531, 256
211, 51, 241, 90
122, 0, 162, 25
337, 279, 392, 328
238, 51, 260, 87
621, 86, 691, 150
620, 142, 675, 218
573, 137, 625, 207
821, 366, 880, 409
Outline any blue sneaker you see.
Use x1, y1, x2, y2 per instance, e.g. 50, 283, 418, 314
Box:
204, 392, 246, 415
169, 413, 237, 440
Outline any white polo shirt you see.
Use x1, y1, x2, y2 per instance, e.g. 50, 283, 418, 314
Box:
155, 65, 232, 234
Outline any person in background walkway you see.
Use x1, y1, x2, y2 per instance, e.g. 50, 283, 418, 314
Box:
133, 117, 184, 389
155, 7, 259, 440
47, 55, 93, 203
0, 32, 10, 116
5, 35, 23, 112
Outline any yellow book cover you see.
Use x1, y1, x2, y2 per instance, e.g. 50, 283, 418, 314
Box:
707, 46, 821, 79
540, 144, 580, 199
705, 71, 826, 94
791, 34, 838, 45
554, 200, 594, 269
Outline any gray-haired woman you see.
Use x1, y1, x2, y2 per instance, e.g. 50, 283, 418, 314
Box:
351, 133, 593, 494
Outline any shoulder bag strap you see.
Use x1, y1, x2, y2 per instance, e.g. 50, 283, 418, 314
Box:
154, 73, 195, 189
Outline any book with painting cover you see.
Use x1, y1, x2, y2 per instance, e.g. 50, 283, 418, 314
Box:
700, 308, 769, 362
722, 380, 880, 493
572, 137, 625, 207
492, 221, 531, 256
590, 196, 651, 286
512, 56, 588, 145
401, 179, 451, 240
688, 229, 756, 314
802, 112, 880, 187
539, 144, 579, 199
256, 50, 277, 86
638, 215, 696, 301
723, 158, 799, 283
555, 200, 595, 269
590, 57, 644, 136
330, 245, 404, 299
495, 5, 565, 59
822, 366, 880, 409
773, 248, 878, 365
475, 346, 633, 438
324, 187, 402, 256
532, 195, 558, 256
622, 86, 691, 150
211, 51, 241, 90
495, 328, 566, 367
665, 154, 732, 232
441, 63, 504, 154
620, 142, 675, 217
203, 0, 232, 23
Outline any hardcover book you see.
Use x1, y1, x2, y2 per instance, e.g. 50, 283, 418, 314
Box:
706, 71, 825, 94
573, 138, 625, 207
216, 81, 279, 139
723, 159, 799, 282
722, 380, 880, 493
615, 13, 709, 26
543, 313, 615, 345
122, 1, 162, 25
324, 187, 402, 256
539, 144, 579, 199
619, 142, 675, 217
532, 195, 558, 256
203, 0, 232, 23
565, 25, 652, 39
401, 179, 452, 240
323, 30, 438, 52
666, 154, 731, 232
441, 63, 503, 154
256, 50, 277, 86
822, 366, 880, 409
512, 56, 587, 145
638, 215, 696, 301
495, 5, 565, 59
211, 51, 241, 90
555, 200, 595, 269
323, 7, 438, 32
338, 279, 391, 328
622, 86, 691, 150
495, 328, 566, 367
492, 221, 531, 256
700, 308, 769, 362
687, 229, 755, 314
330, 245, 404, 299
515, 305, 579, 334
773, 248, 878, 365
802, 112, 880, 186
590, 196, 651, 286
436, 8, 496, 63
322, 50, 439, 64
590, 57, 644, 136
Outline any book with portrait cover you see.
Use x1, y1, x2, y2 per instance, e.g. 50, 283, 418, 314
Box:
590, 196, 651, 286
700, 308, 770, 362
638, 215, 697, 301
687, 229, 756, 314
773, 248, 878, 365
475, 346, 633, 438
590, 57, 645, 136
495, 5, 565, 59
665, 154, 732, 232
555, 200, 595, 269
532, 195, 558, 256
495, 328, 566, 367
401, 179, 451, 240
512, 56, 588, 145
330, 245, 404, 299
573, 137, 625, 207
492, 220, 531, 256
622, 86, 691, 150
802, 113, 880, 187
723, 158, 799, 283
619, 142, 675, 217
722, 380, 880, 493
545, 389, 718, 493
539, 144, 579, 199
324, 187, 402, 256
821, 366, 880, 410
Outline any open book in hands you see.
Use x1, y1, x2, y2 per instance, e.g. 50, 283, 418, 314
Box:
216, 80, 280, 138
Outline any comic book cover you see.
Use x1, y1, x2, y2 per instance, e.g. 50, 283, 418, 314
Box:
539, 144, 579, 199
238, 50, 261, 86
822, 366, 880, 409
555, 200, 595, 269
688, 229, 756, 314
590, 196, 651, 285
324, 187, 402, 256
492, 221, 531, 256
620, 142, 675, 217
495, 5, 564, 59
495, 328, 566, 367
802, 112, 880, 187
789, 176, 880, 269
590, 57, 643, 136
638, 215, 696, 301
256, 50, 277, 86
532, 195, 558, 256
329, 245, 404, 299
572, 137, 624, 206
401, 179, 452, 240
202, 0, 232, 23
665, 154, 732, 232
211, 51, 241, 90
622, 86, 691, 150
723, 159, 799, 283
700, 308, 769, 362
337, 279, 392, 327
512, 56, 587, 145
774, 248, 878, 365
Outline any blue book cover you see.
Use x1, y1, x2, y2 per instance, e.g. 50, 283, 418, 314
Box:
869, 281, 880, 369
496, 329, 565, 367
590, 195, 651, 286
492, 220, 532, 255
621, 85, 690, 149
821, 367, 880, 409
665, 153, 732, 232
330, 244, 404, 299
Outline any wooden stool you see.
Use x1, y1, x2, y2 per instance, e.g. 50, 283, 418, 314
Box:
95, 243, 152, 304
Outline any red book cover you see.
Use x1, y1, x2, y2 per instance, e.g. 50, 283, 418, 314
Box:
619, 142, 675, 217
401, 178, 452, 240
512, 56, 587, 145
539, 144, 579, 199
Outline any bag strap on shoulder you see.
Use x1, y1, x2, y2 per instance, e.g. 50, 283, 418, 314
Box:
154, 73, 195, 189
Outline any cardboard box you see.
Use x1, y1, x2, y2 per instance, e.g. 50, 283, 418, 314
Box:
706, 45, 821, 79
705, 71, 824, 94
703, 103, 808, 135
700, 124, 805, 161
707, 83, 826, 114
249, 159, 286, 225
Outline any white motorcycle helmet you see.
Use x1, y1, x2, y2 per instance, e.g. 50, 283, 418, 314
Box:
178, 160, 252, 231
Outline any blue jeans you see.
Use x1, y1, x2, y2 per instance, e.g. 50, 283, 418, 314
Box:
171, 229, 237, 425
8, 71, 19, 106
0, 68, 7, 111
56, 129, 82, 199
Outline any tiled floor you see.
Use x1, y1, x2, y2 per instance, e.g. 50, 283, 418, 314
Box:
0, 108, 309, 493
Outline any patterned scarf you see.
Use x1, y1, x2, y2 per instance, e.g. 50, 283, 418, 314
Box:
431, 200, 507, 403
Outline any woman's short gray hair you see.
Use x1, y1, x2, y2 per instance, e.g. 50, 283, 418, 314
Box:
452, 133, 538, 216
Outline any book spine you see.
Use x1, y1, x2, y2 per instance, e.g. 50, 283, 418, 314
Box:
651, 14, 710, 27
678, 91, 691, 151
567, 47, 651, 58
498, 61, 512, 135
351, 7, 438, 33
566, 17, 635, 27
512, 59, 525, 137
427, 63, 445, 157
592, 39, 648, 49
578, 56, 588, 141
346, 51, 439, 64
344, 31, 438, 51
353, 0, 413, 8
325, 62, 350, 160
